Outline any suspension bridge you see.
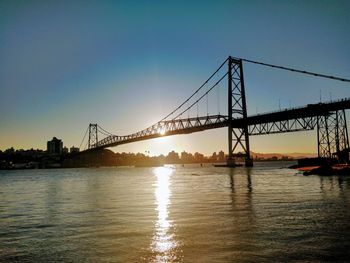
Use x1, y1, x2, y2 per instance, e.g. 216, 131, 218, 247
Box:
79, 56, 350, 167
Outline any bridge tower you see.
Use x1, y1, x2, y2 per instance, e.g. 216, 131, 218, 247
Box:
227, 56, 253, 167
88, 123, 98, 149
317, 110, 349, 162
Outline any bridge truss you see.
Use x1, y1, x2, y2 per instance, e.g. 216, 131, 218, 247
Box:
80, 56, 350, 166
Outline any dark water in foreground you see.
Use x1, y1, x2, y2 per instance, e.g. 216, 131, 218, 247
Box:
1, 161, 350, 262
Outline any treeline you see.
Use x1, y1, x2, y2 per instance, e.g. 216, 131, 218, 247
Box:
0, 147, 298, 169
1, 147, 86, 169
116, 150, 226, 165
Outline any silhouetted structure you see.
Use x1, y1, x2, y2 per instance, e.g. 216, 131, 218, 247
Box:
62, 147, 69, 154
47, 137, 63, 155
70, 146, 80, 153
1, 146, 308, 170
218, 151, 225, 162
79, 56, 350, 166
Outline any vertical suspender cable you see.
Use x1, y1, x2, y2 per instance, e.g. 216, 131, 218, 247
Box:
206, 93, 209, 116
196, 93, 199, 117
187, 101, 190, 118
217, 73, 220, 115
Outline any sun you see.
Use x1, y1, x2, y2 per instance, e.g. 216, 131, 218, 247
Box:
158, 128, 166, 136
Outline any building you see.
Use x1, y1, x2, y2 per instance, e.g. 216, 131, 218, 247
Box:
62, 147, 69, 154
70, 146, 80, 153
218, 151, 225, 162
47, 137, 63, 155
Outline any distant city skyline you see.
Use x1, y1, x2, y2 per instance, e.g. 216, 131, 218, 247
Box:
1, 1, 349, 155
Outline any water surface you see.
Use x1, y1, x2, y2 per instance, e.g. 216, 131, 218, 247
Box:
1, 162, 350, 262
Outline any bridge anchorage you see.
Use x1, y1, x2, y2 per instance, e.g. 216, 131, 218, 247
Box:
82, 56, 350, 167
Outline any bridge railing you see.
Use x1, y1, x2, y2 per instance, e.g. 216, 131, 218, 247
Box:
248, 97, 350, 118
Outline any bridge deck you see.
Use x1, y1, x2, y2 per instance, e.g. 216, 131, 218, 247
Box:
89, 98, 350, 151
237, 98, 350, 127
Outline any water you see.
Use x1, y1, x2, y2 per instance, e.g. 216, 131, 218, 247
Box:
1, 162, 350, 262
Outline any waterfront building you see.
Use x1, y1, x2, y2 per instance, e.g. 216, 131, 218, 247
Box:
218, 151, 225, 162
62, 147, 69, 154
47, 137, 63, 155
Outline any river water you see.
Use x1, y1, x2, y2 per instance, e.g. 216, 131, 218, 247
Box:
1, 161, 350, 262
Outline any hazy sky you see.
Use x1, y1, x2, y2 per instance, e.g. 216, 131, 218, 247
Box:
1, 0, 349, 155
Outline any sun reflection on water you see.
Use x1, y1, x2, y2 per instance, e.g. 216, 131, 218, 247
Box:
151, 166, 179, 262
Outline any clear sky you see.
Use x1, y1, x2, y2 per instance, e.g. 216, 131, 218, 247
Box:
1, 0, 349, 155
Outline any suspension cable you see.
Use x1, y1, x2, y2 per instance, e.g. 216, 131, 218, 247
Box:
187, 100, 190, 118
206, 93, 209, 116
97, 58, 229, 137
84, 141, 89, 151
240, 58, 350, 83
79, 126, 89, 150
97, 125, 114, 136
160, 57, 229, 121
98, 130, 112, 137
174, 72, 228, 119
99, 130, 111, 137
82, 56, 350, 142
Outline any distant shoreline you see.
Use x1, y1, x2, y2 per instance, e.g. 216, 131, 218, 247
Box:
0, 159, 298, 171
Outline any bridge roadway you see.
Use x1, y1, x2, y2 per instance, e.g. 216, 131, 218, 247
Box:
92, 98, 350, 150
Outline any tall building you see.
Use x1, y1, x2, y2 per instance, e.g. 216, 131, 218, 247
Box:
62, 147, 69, 154
47, 137, 63, 155
218, 151, 225, 162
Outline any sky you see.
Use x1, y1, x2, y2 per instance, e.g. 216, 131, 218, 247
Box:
1, 0, 349, 155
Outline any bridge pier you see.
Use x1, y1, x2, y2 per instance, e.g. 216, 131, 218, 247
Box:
226, 157, 236, 167
227, 56, 253, 167
317, 109, 349, 163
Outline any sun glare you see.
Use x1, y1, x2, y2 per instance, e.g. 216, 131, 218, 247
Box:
158, 128, 166, 136
151, 167, 178, 261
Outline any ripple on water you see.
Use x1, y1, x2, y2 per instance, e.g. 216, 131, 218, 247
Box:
0, 163, 350, 262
